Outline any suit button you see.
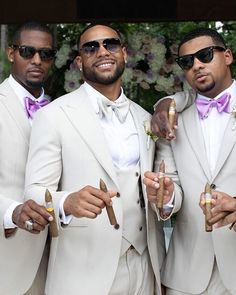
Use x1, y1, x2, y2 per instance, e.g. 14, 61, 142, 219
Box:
139, 226, 142, 231
135, 172, 139, 177
114, 224, 120, 230
210, 184, 216, 190
137, 199, 140, 204
117, 192, 120, 198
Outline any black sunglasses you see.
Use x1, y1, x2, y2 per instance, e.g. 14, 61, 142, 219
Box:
79, 38, 122, 57
175, 46, 226, 70
11, 45, 57, 61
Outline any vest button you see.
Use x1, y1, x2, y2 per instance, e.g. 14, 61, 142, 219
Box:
114, 224, 120, 230
210, 184, 216, 190
135, 172, 139, 177
139, 226, 143, 231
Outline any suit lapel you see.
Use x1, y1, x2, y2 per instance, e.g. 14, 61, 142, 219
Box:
0, 79, 30, 144
212, 115, 236, 179
182, 104, 211, 181
130, 102, 151, 173
60, 88, 119, 188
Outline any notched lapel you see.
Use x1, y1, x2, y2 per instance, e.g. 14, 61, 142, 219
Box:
130, 103, 154, 172
0, 81, 31, 144
213, 115, 236, 179
182, 105, 211, 180
60, 97, 119, 188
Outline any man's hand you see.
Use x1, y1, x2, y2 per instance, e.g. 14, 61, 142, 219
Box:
64, 186, 117, 218
12, 200, 53, 234
143, 171, 174, 205
199, 191, 236, 230
151, 98, 178, 140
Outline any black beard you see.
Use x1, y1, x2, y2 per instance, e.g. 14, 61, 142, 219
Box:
83, 62, 125, 85
26, 80, 44, 89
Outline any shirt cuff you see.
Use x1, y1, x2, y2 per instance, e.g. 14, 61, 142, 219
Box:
4, 201, 22, 229
59, 193, 73, 225
162, 192, 175, 214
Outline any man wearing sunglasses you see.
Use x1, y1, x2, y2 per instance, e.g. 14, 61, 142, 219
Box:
144, 27, 236, 294
24, 23, 166, 295
0, 21, 56, 295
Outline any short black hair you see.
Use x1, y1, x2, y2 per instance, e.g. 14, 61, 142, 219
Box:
77, 22, 123, 50
11, 21, 56, 48
178, 27, 227, 55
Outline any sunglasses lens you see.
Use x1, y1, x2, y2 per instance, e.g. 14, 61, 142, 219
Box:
196, 47, 213, 63
14, 45, 56, 60
80, 38, 121, 57
103, 38, 121, 53
81, 41, 100, 57
39, 49, 57, 60
176, 55, 194, 70
19, 46, 36, 58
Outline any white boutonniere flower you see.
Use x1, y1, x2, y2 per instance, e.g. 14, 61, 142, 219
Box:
232, 106, 236, 130
143, 120, 158, 149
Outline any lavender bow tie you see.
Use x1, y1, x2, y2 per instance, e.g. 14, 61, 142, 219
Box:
24, 96, 49, 119
195, 93, 231, 119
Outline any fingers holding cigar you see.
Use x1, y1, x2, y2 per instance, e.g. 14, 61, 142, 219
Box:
143, 171, 174, 205
64, 186, 117, 219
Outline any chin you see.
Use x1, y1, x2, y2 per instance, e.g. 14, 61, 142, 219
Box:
27, 80, 44, 89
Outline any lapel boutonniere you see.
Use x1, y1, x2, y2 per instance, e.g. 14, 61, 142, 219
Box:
232, 105, 236, 130
143, 120, 158, 149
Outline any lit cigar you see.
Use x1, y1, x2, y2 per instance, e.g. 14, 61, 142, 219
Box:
168, 99, 176, 134
204, 183, 213, 232
156, 160, 165, 209
45, 189, 59, 237
99, 179, 118, 227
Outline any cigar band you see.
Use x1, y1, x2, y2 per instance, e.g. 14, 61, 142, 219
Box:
205, 193, 212, 203
159, 172, 165, 178
169, 108, 176, 114
46, 202, 54, 212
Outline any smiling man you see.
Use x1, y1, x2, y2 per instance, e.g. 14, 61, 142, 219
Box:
0, 21, 56, 295
24, 23, 166, 295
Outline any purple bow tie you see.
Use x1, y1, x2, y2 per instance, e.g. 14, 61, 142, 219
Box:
24, 96, 49, 119
195, 93, 231, 119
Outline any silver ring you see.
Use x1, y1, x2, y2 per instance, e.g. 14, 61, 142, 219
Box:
25, 219, 34, 231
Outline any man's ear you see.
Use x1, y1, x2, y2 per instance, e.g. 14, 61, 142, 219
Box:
224, 48, 233, 66
6, 46, 14, 63
75, 55, 82, 71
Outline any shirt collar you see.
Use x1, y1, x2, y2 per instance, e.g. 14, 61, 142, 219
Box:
8, 74, 45, 103
83, 81, 126, 114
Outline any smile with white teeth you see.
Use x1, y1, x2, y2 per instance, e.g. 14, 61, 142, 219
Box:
97, 62, 113, 68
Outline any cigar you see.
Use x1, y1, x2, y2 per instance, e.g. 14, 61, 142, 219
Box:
204, 183, 213, 232
168, 99, 176, 134
156, 160, 165, 209
45, 189, 59, 237
99, 179, 118, 227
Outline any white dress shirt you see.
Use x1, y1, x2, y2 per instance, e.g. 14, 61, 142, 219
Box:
84, 82, 140, 168
4, 75, 45, 229
197, 80, 236, 175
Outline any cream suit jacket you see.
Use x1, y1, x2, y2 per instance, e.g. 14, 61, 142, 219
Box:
24, 84, 166, 295
0, 79, 47, 295
157, 90, 236, 294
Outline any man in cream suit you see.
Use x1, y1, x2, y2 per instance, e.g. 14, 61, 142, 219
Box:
0, 22, 56, 295
144, 28, 236, 294
24, 24, 166, 295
